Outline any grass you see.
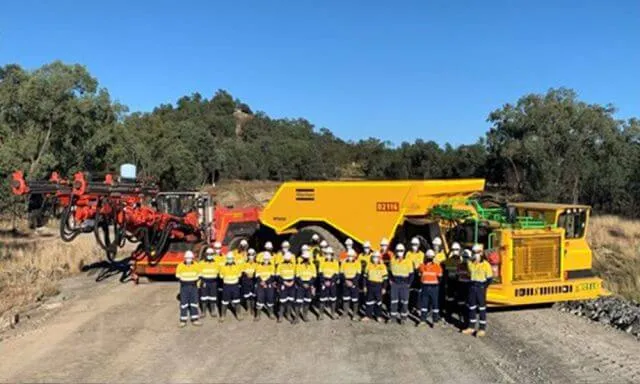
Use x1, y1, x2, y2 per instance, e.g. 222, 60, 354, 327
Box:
0, 221, 103, 321
589, 215, 640, 301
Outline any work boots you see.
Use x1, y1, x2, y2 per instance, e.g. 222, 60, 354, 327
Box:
291, 306, 300, 324
247, 298, 255, 315
330, 302, 337, 320
235, 304, 244, 321
341, 301, 348, 317
278, 305, 284, 323
209, 302, 218, 318
266, 307, 273, 319
200, 304, 207, 318
254, 307, 261, 322
219, 305, 227, 323
301, 304, 310, 322
318, 302, 325, 320
352, 303, 360, 321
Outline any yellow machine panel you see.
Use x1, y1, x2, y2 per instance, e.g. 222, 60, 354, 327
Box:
260, 179, 485, 244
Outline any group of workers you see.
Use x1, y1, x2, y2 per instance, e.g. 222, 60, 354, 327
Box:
175, 234, 494, 337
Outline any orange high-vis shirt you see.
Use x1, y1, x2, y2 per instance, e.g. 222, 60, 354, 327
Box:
418, 262, 443, 285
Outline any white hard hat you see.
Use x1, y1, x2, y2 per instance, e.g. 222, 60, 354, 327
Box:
395, 243, 405, 252
205, 247, 214, 255
320, 240, 328, 248
363, 241, 371, 248
226, 252, 234, 261
213, 241, 222, 249
472, 243, 483, 253
311, 234, 320, 241
282, 240, 290, 248
240, 239, 248, 247
301, 244, 310, 251
184, 250, 194, 260
302, 250, 311, 259
345, 238, 354, 246
451, 242, 461, 250
380, 238, 389, 246
432, 237, 442, 246
248, 248, 256, 256
411, 237, 420, 246
325, 247, 334, 254
264, 241, 273, 250
426, 249, 435, 258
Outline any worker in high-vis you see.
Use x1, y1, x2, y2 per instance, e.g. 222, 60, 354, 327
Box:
389, 243, 414, 324
254, 251, 276, 321
275, 240, 296, 266
443, 242, 462, 320
242, 248, 258, 314
462, 244, 493, 337
340, 248, 361, 320
212, 241, 225, 267
406, 237, 424, 314
198, 247, 219, 318
175, 250, 202, 327
295, 249, 317, 322
339, 238, 355, 262
318, 246, 340, 319
379, 238, 393, 264
276, 251, 297, 323
361, 251, 387, 322
417, 249, 443, 326
219, 251, 244, 322
456, 249, 472, 325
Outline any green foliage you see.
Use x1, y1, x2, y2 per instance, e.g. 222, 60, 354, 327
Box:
1, 62, 639, 217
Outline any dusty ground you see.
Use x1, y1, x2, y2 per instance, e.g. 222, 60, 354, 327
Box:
1, 272, 640, 384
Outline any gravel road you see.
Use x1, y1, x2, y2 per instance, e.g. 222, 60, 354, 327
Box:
1, 274, 639, 384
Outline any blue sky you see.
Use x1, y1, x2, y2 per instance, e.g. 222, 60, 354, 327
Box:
1, 0, 638, 145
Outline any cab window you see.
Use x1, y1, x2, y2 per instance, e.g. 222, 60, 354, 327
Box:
557, 210, 588, 239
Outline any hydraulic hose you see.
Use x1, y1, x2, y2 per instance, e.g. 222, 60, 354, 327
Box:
59, 196, 81, 242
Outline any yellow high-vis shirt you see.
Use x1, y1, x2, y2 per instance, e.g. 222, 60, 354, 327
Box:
340, 260, 360, 279
175, 262, 200, 282
198, 260, 219, 279
366, 263, 388, 283
296, 262, 317, 282
468, 260, 493, 283
319, 260, 340, 279
276, 262, 296, 281
219, 263, 243, 285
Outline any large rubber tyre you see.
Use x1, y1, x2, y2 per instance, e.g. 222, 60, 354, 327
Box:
289, 225, 345, 255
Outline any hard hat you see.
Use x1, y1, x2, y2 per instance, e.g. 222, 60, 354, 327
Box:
432, 237, 442, 246
240, 239, 248, 247
265, 241, 273, 250
345, 238, 354, 246
411, 237, 420, 246
205, 247, 214, 255
363, 241, 371, 248
184, 250, 194, 260
325, 246, 334, 254
320, 240, 328, 248
311, 234, 320, 241
213, 241, 222, 249
395, 243, 405, 252
282, 240, 290, 248
380, 238, 389, 246
462, 249, 472, 259
426, 249, 435, 258
472, 243, 483, 253
226, 252, 234, 261
301, 244, 310, 251
302, 250, 311, 259
248, 248, 256, 256
451, 242, 461, 251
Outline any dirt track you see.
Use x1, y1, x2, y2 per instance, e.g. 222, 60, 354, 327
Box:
1, 272, 640, 384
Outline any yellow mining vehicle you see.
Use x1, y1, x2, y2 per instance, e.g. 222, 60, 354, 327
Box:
258, 179, 605, 306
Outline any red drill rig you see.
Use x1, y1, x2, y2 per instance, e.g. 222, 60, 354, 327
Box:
10, 170, 261, 281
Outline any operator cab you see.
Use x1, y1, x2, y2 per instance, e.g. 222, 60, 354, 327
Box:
154, 192, 215, 238
510, 202, 590, 239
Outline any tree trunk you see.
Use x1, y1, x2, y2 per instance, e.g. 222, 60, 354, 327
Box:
29, 118, 53, 176
507, 156, 522, 193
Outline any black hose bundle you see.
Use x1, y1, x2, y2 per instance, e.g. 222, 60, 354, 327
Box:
59, 196, 82, 242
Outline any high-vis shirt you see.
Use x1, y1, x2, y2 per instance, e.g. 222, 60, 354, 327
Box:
255, 263, 276, 283
214, 254, 226, 268
390, 257, 414, 283
468, 260, 493, 283
243, 261, 258, 278
296, 262, 317, 283
219, 263, 243, 285
359, 252, 373, 270
366, 263, 388, 283
406, 250, 425, 269
309, 246, 323, 262
233, 249, 247, 265
340, 260, 361, 280
276, 261, 296, 282
319, 260, 340, 280
175, 262, 200, 282
443, 256, 458, 278
198, 260, 219, 279
418, 262, 443, 285
275, 251, 297, 266
435, 251, 446, 264
256, 252, 274, 265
